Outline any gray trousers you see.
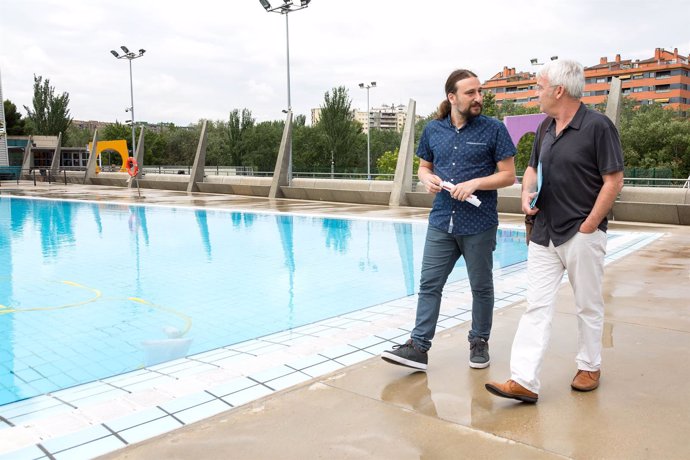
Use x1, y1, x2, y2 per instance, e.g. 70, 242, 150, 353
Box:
411, 225, 496, 352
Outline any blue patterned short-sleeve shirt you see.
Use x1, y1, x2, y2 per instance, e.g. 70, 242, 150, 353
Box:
417, 114, 516, 235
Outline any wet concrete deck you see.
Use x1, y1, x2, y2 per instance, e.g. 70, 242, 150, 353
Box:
3, 182, 689, 459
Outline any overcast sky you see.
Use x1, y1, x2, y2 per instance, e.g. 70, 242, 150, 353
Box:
1, 0, 689, 127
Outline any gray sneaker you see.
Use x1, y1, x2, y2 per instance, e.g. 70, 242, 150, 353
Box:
381, 339, 428, 370
469, 337, 490, 369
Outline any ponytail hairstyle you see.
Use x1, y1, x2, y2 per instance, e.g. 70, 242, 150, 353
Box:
435, 69, 478, 120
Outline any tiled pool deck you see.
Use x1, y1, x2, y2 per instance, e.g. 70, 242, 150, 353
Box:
0, 183, 683, 459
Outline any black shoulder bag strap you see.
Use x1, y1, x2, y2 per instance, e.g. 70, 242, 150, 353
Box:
524, 116, 554, 243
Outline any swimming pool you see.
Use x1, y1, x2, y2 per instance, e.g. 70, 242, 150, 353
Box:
0, 196, 528, 406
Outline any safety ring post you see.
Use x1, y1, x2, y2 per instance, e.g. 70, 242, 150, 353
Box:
126, 156, 141, 197
126, 157, 139, 177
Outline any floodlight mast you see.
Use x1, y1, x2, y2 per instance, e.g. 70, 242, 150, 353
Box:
110, 46, 146, 156
358, 81, 377, 180
258, 0, 311, 182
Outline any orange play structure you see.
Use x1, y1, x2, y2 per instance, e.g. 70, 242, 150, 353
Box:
87, 140, 130, 173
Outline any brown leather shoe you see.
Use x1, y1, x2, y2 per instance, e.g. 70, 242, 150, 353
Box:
571, 370, 601, 391
485, 379, 538, 403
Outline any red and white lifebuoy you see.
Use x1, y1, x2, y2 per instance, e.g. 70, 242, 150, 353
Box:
126, 157, 139, 177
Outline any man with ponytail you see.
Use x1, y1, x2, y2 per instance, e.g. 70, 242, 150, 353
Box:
382, 69, 516, 371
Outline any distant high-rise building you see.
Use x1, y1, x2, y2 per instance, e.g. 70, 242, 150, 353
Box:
0, 68, 8, 166
354, 103, 408, 134
311, 103, 412, 133
482, 47, 690, 116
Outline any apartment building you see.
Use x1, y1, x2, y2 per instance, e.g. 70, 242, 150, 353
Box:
354, 103, 408, 134
482, 47, 690, 116
312, 104, 410, 133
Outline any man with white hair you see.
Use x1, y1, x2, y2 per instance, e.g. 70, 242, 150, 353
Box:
485, 59, 624, 403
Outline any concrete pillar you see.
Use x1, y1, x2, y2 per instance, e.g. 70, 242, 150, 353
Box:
83, 130, 99, 184
389, 99, 416, 206
187, 120, 208, 193
50, 132, 62, 174
21, 135, 33, 179
605, 77, 623, 128
129, 126, 145, 188
269, 111, 293, 199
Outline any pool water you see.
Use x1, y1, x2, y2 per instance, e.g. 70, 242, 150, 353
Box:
0, 197, 527, 405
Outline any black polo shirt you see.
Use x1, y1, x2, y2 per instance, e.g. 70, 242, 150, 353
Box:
529, 103, 624, 247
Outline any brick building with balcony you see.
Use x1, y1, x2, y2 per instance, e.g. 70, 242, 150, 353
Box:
482, 47, 690, 116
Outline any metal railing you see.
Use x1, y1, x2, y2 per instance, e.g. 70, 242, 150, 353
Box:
515, 175, 689, 188
2, 166, 688, 189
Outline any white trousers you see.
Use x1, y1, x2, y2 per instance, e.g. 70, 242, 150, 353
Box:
510, 230, 607, 394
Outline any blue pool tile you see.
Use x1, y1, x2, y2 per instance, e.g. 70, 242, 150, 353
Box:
13, 368, 44, 383
248, 365, 294, 383
122, 375, 177, 392
68, 389, 131, 409
42, 424, 111, 453
284, 354, 328, 371
265, 372, 312, 391
51, 435, 126, 460
301, 360, 345, 378
374, 328, 409, 341
206, 377, 256, 398
117, 416, 183, 445
44, 374, 79, 388
349, 335, 386, 349
220, 384, 273, 407
319, 344, 359, 359
436, 317, 465, 330
0, 395, 65, 419
363, 340, 398, 355
212, 353, 251, 368
173, 399, 231, 425
159, 391, 215, 414
105, 407, 170, 433
0, 444, 46, 460
334, 350, 376, 366
26, 379, 61, 394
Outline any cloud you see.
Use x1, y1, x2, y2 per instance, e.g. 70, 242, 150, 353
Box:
1, 0, 688, 125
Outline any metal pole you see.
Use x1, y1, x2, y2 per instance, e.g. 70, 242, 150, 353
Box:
128, 58, 136, 157
285, 12, 293, 183
285, 12, 292, 111
366, 86, 371, 181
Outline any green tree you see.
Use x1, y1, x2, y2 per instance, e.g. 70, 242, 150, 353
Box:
514, 133, 535, 174
154, 123, 201, 166
139, 129, 167, 166
414, 111, 436, 150
495, 100, 540, 120
315, 86, 362, 173
24, 75, 73, 143
619, 103, 690, 177
205, 119, 228, 167
375, 148, 420, 179
369, 128, 402, 173
102, 122, 131, 142
293, 122, 325, 172
294, 114, 307, 126
242, 121, 284, 172
226, 108, 255, 166
482, 91, 498, 118
64, 125, 92, 148
3, 100, 27, 135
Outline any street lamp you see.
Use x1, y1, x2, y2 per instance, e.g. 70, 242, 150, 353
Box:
358, 81, 376, 180
110, 46, 146, 156
530, 55, 558, 66
258, 0, 311, 182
